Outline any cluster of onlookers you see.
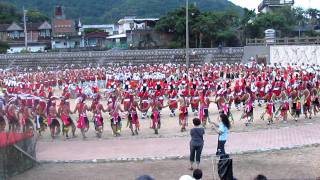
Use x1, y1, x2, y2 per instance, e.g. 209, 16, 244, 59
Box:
135, 172, 268, 180
135, 169, 203, 180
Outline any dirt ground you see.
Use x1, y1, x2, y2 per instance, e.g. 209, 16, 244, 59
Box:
10, 146, 320, 180
18, 96, 320, 142
4, 87, 320, 141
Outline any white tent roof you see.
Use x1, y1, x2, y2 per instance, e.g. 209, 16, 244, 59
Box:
106, 34, 127, 39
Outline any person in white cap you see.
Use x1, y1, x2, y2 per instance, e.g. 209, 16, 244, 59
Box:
179, 175, 194, 180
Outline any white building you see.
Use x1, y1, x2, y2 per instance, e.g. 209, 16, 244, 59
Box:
258, 0, 294, 13
117, 16, 159, 34
80, 24, 117, 36
7, 44, 47, 53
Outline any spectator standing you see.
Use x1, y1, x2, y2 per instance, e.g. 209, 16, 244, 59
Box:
189, 118, 205, 170
212, 113, 231, 156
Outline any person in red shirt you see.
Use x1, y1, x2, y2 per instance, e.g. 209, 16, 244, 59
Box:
138, 84, 149, 119
178, 93, 188, 132
168, 84, 178, 117
302, 88, 312, 119
190, 83, 199, 116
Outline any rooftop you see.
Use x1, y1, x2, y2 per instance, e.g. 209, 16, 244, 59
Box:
118, 18, 159, 25
52, 19, 75, 34
0, 21, 51, 32
258, 0, 294, 12
82, 24, 115, 29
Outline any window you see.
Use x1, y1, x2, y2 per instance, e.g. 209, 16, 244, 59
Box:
40, 30, 45, 37
46, 29, 50, 36
9, 31, 22, 39
39, 30, 51, 37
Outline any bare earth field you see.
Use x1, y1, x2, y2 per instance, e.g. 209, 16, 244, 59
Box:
27, 97, 320, 141
5, 88, 320, 180
10, 146, 320, 180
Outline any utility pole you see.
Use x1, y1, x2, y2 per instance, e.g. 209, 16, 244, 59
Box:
185, 0, 190, 68
23, 7, 28, 51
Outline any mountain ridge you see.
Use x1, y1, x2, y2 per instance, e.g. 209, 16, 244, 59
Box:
2, 0, 243, 24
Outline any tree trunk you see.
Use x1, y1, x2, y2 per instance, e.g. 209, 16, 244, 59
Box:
199, 33, 203, 48
195, 33, 198, 48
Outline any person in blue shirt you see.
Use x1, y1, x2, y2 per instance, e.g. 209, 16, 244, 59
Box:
212, 112, 231, 156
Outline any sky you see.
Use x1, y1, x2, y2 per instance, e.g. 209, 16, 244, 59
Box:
229, 0, 320, 11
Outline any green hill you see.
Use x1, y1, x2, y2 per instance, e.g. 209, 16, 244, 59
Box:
2, 0, 243, 23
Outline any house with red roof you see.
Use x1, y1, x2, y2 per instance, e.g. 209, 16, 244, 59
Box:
51, 6, 84, 49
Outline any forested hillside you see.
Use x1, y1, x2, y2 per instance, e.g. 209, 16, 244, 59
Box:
1, 0, 242, 23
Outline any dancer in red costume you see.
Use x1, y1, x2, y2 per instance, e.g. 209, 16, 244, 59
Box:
90, 94, 107, 138
178, 93, 188, 132
17, 97, 33, 132
58, 95, 76, 139
72, 95, 89, 139
138, 84, 149, 119
106, 90, 125, 137
302, 87, 312, 119
199, 87, 213, 128
190, 82, 199, 116
34, 98, 47, 136
276, 92, 290, 123
146, 97, 170, 134
168, 84, 178, 117
127, 94, 143, 135
239, 87, 254, 126
47, 98, 61, 139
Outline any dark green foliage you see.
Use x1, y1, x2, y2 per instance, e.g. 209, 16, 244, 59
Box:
0, 0, 242, 24
0, 2, 49, 24
155, 6, 241, 48
0, 41, 9, 53
26, 10, 50, 23
0, 2, 22, 24
84, 28, 105, 34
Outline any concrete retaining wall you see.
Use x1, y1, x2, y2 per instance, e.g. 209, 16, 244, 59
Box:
270, 45, 320, 65
0, 48, 243, 69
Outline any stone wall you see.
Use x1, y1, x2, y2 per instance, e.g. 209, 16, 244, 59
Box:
270, 45, 320, 65
0, 48, 243, 69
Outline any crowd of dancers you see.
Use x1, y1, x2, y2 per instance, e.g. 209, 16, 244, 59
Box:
0, 61, 319, 139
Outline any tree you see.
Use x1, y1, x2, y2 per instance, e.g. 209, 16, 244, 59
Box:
238, 8, 256, 45
0, 3, 49, 24
26, 10, 50, 23
0, 2, 21, 24
0, 41, 9, 54
306, 8, 320, 25
156, 6, 241, 48
155, 5, 202, 48
0, 0, 243, 24
244, 7, 299, 38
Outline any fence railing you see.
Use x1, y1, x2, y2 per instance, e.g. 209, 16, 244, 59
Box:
246, 36, 320, 46
0, 132, 34, 148
0, 131, 37, 179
